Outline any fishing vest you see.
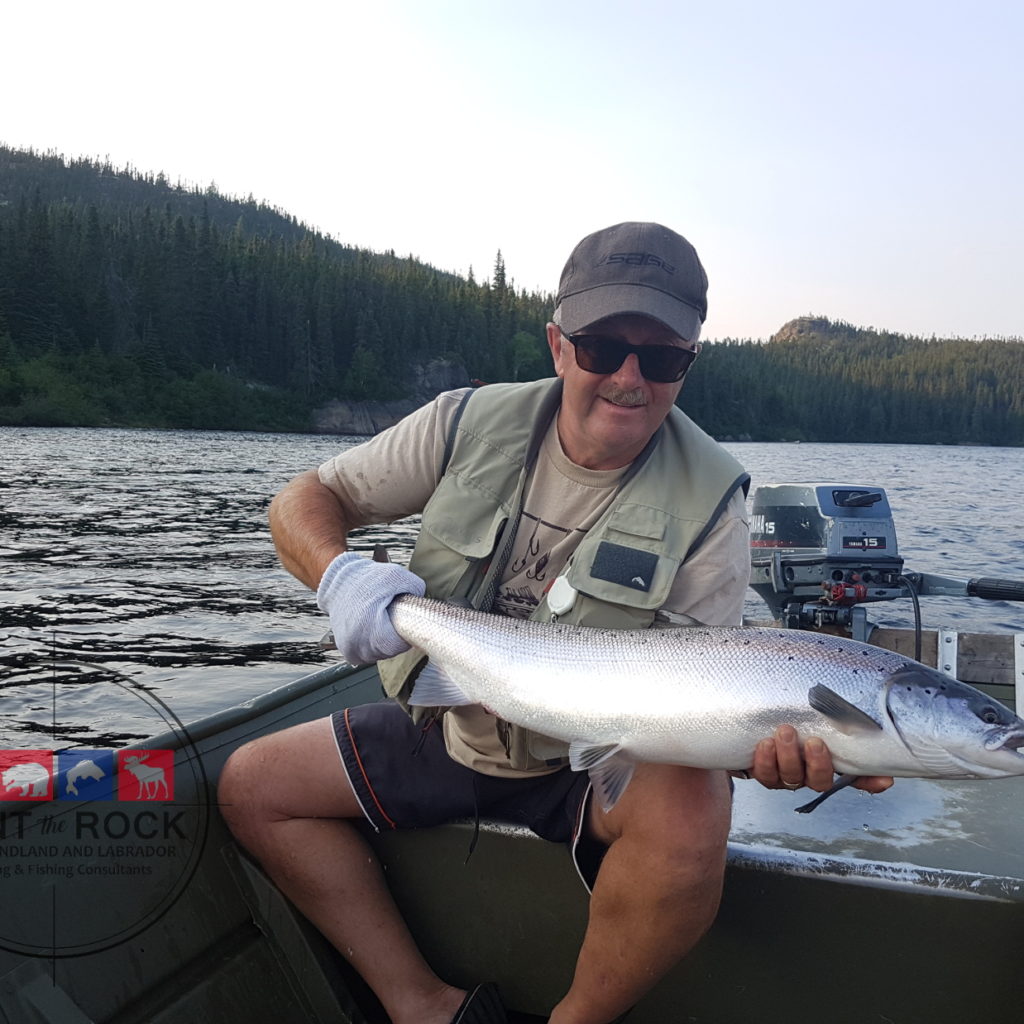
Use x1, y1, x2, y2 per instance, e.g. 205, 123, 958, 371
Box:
378, 378, 749, 770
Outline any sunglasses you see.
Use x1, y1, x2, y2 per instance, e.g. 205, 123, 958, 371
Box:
562, 332, 699, 383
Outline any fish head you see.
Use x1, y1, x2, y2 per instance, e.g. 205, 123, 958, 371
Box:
884, 664, 1024, 778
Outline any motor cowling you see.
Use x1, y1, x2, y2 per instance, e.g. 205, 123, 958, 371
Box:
749, 484, 905, 622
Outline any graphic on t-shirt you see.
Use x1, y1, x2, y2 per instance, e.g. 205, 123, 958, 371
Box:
511, 533, 545, 578
500, 586, 539, 610
492, 429, 624, 621
496, 511, 580, 618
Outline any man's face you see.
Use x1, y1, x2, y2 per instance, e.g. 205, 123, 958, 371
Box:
546, 313, 699, 470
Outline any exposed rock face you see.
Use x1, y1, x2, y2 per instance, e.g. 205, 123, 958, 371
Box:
313, 397, 421, 436
312, 359, 471, 435
409, 359, 471, 403
769, 316, 835, 343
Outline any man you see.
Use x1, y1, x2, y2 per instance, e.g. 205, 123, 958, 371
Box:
219, 222, 891, 1024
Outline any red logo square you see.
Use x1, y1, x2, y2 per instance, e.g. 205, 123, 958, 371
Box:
117, 750, 174, 801
0, 750, 54, 801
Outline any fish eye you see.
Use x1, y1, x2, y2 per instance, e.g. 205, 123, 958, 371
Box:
977, 706, 1001, 725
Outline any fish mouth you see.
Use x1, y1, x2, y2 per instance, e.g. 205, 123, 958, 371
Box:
984, 727, 1024, 755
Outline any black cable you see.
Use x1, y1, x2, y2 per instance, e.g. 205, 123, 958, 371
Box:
897, 575, 923, 662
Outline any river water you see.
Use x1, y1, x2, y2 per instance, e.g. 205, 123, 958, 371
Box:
1, 426, 1022, 741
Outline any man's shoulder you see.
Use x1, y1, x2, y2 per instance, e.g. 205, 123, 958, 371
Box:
380, 386, 474, 436
462, 378, 558, 402
450, 379, 561, 437
427, 386, 473, 426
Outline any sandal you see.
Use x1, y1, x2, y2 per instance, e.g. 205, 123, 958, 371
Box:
450, 982, 507, 1024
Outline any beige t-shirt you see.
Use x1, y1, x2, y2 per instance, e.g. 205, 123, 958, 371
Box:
319, 388, 751, 774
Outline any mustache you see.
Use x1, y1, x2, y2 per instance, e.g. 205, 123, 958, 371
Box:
600, 387, 648, 407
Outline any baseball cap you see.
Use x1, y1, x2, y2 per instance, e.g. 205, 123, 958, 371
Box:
554, 222, 708, 341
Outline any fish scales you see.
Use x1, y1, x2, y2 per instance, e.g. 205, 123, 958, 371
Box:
390, 595, 1024, 784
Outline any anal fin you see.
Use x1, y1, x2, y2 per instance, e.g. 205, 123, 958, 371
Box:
569, 740, 636, 812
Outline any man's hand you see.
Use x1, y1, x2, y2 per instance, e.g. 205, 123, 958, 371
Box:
750, 725, 894, 794
316, 552, 425, 665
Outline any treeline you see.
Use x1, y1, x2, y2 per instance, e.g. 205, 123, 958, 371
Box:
1, 147, 1022, 444
0, 147, 552, 430
682, 319, 1024, 445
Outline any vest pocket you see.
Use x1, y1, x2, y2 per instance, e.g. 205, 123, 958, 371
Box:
604, 503, 668, 542
418, 473, 509, 559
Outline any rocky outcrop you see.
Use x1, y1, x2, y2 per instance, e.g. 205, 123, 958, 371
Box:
312, 359, 471, 435
769, 316, 835, 343
313, 397, 420, 435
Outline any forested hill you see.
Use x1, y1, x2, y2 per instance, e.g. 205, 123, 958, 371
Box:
683, 317, 1024, 445
0, 146, 552, 431
1, 146, 1022, 444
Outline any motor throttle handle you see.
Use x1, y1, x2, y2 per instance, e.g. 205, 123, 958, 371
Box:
967, 577, 1024, 602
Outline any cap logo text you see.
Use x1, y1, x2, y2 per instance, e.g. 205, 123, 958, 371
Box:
599, 252, 676, 274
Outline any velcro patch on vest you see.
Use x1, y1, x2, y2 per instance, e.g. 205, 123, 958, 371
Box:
589, 542, 657, 592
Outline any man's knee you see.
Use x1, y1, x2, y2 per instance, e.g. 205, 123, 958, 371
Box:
594, 764, 731, 870
219, 717, 362, 835
218, 739, 267, 837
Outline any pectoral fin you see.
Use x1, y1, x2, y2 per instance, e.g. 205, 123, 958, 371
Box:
808, 684, 883, 734
795, 773, 861, 813
408, 663, 474, 708
568, 741, 636, 813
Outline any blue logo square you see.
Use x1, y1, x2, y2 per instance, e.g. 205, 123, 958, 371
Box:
56, 750, 116, 801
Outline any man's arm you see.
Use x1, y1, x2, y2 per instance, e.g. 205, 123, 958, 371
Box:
269, 469, 354, 590
271, 391, 468, 591
270, 468, 425, 666
268, 394, 466, 659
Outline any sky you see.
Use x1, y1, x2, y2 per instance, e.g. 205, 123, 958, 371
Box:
3, 1, 1021, 341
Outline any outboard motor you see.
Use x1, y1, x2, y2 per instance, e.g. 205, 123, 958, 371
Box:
749, 483, 1024, 637
749, 484, 907, 630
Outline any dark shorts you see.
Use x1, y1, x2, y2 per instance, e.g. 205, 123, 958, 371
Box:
331, 701, 603, 888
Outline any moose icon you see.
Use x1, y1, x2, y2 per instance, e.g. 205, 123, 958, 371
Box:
119, 751, 172, 800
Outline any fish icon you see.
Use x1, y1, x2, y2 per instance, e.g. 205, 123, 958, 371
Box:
65, 758, 106, 797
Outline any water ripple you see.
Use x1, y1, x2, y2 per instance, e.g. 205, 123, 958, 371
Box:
2, 428, 1021, 740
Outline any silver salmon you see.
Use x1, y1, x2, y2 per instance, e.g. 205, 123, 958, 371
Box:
391, 595, 1024, 811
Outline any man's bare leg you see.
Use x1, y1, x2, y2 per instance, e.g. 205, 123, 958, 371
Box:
548, 764, 732, 1024
218, 718, 466, 1024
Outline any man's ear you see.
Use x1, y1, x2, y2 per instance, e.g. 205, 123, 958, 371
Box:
546, 323, 566, 378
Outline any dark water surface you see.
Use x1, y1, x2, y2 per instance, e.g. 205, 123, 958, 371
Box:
2, 426, 1022, 741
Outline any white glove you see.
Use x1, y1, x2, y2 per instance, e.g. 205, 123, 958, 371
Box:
316, 552, 426, 665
